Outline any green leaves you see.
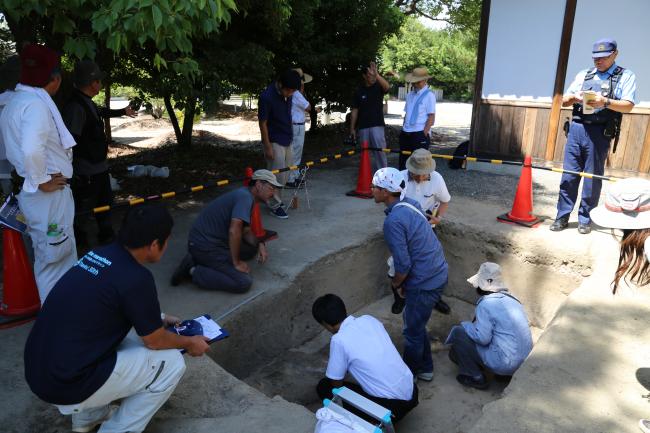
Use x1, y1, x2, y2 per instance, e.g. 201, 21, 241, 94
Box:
151, 5, 162, 29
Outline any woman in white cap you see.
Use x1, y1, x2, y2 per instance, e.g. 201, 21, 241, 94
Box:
445, 262, 532, 390
590, 178, 650, 295
402, 148, 450, 228
589, 178, 650, 433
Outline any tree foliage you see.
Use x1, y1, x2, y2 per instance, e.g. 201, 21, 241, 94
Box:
0, 0, 237, 146
380, 17, 476, 100
394, 0, 481, 44
0, 0, 404, 144
271, 0, 403, 114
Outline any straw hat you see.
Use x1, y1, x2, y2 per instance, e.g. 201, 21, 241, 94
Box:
292, 68, 313, 84
467, 262, 508, 293
405, 148, 435, 175
590, 178, 650, 230
404, 67, 432, 83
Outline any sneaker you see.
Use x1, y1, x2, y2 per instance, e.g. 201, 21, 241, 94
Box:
283, 180, 303, 189
639, 419, 650, 433
549, 217, 569, 232
434, 299, 451, 315
171, 253, 194, 286
416, 371, 434, 382
456, 374, 489, 390
72, 405, 118, 432
578, 223, 592, 234
270, 206, 289, 219
391, 297, 406, 315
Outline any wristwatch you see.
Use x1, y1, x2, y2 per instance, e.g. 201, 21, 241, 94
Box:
604, 98, 610, 108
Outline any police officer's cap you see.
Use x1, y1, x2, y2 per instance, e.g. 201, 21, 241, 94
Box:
592, 38, 617, 58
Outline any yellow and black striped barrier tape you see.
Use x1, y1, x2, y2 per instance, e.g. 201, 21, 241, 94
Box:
89, 145, 616, 215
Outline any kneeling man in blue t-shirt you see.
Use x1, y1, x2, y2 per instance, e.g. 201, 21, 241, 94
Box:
24, 204, 210, 433
313, 294, 418, 423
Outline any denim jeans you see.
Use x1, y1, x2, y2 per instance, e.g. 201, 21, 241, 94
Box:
447, 325, 484, 378
556, 122, 611, 225
402, 287, 439, 374
188, 240, 258, 293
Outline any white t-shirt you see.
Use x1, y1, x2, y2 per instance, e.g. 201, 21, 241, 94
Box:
291, 91, 310, 123
401, 169, 451, 214
402, 86, 436, 132
326, 315, 413, 400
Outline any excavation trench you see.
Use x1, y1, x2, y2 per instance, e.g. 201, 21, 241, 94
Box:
206, 224, 588, 429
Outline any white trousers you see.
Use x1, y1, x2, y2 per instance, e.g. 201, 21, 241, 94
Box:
288, 124, 305, 183
266, 142, 292, 209
17, 186, 77, 303
56, 331, 186, 433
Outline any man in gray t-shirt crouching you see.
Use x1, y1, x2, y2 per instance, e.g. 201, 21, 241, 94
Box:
171, 169, 281, 293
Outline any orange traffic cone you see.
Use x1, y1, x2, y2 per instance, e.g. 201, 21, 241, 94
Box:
245, 167, 278, 242
497, 155, 541, 228
0, 227, 40, 327
346, 140, 373, 199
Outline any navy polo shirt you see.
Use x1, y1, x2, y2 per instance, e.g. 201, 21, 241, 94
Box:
24, 243, 163, 405
258, 82, 293, 146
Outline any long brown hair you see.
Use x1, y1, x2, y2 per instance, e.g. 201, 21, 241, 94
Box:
613, 228, 650, 293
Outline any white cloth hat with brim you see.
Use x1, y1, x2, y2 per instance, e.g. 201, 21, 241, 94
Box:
406, 148, 436, 175
252, 169, 282, 187
591, 178, 650, 230
404, 67, 432, 83
467, 262, 508, 293
292, 68, 313, 84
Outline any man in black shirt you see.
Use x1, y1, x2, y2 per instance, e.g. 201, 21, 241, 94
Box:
24, 204, 209, 433
63, 60, 136, 246
350, 62, 390, 173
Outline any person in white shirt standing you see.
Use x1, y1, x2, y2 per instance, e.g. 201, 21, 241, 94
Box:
399, 67, 436, 170
313, 294, 418, 423
286, 68, 312, 189
0, 44, 77, 303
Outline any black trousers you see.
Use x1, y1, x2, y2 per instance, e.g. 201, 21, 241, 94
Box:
316, 378, 418, 423
71, 170, 114, 245
399, 130, 430, 170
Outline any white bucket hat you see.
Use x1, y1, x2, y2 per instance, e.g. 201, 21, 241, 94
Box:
405, 148, 435, 175
590, 178, 650, 230
467, 262, 508, 293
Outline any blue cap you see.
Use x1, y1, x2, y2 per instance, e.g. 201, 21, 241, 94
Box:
592, 38, 617, 58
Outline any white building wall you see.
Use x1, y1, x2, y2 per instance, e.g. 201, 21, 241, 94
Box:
482, 0, 565, 102
567, 0, 650, 107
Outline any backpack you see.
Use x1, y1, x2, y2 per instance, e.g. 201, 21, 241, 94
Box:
448, 140, 469, 169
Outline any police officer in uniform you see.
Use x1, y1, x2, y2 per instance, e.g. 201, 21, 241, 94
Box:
550, 38, 637, 234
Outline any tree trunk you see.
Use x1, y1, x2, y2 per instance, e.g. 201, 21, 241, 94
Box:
103, 83, 112, 142
309, 105, 318, 132
164, 95, 183, 145
180, 97, 196, 148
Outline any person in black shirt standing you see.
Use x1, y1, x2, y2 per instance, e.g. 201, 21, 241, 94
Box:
63, 60, 136, 246
350, 62, 390, 173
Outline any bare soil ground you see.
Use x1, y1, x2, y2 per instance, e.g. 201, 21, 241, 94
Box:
107, 105, 463, 205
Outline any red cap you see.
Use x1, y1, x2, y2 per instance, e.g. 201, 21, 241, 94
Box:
20, 44, 61, 87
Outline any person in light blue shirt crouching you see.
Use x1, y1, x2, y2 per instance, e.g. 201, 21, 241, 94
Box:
445, 262, 533, 390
